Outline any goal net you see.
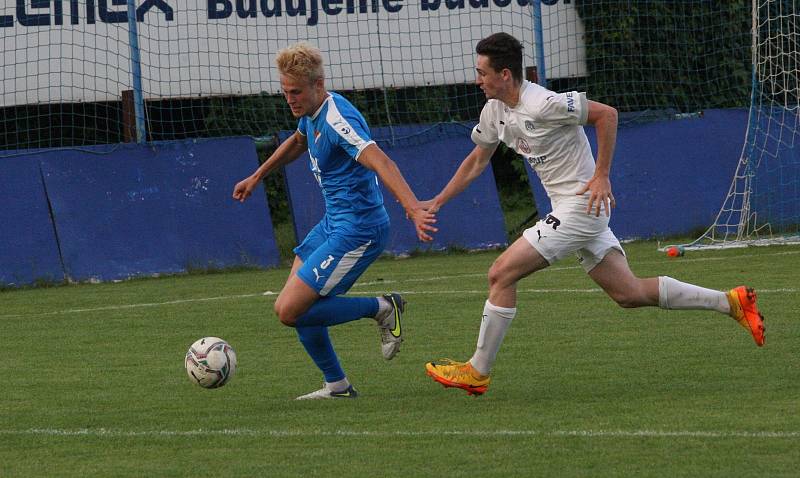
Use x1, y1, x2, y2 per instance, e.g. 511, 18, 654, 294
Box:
1, 2, 752, 149
1, 1, 546, 149
686, 0, 800, 249
2, 1, 795, 248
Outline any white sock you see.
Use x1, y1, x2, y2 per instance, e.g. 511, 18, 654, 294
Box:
658, 276, 730, 314
470, 300, 516, 376
326, 377, 350, 393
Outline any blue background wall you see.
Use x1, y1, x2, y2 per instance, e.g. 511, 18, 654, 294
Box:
2, 137, 279, 284
525, 109, 750, 239
0, 156, 64, 286
1, 109, 777, 286
285, 110, 752, 250
283, 123, 508, 254
745, 109, 800, 230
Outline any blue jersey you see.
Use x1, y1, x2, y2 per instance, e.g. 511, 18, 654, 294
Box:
297, 92, 389, 229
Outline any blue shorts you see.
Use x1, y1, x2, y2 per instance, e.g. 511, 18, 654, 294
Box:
294, 220, 389, 296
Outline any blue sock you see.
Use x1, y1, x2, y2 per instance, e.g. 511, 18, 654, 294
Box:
296, 326, 345, 383
295, 296, 379, 328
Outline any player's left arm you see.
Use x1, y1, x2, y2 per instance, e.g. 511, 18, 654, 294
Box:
358, 143, 438, 242
577, 100, 618, 216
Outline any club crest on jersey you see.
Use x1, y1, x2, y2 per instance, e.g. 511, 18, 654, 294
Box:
525, 120, 535, 131
517, 137, 531, 154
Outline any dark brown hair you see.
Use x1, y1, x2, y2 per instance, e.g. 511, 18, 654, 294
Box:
476, 32, 523, 83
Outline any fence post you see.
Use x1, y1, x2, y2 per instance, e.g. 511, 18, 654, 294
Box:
532, 0, 548, 87
126, 0, 147, 143
121, 90, 136, 142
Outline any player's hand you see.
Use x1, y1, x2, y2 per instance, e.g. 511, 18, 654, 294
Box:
406, 203, 438, 242
418, 198, 442, 214
577, 175, 615, 217
232, 176, 259, 203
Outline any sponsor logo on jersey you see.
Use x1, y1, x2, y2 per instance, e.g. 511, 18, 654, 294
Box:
517, 138, 531, 154
332, 118, 352, 137
566, 92, 575, 112
526, 154, 547, 166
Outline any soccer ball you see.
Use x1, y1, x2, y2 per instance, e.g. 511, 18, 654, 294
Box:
185, 337, 237, 389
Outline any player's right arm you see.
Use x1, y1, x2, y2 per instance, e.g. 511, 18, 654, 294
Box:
232, 131, 308, 203
424, 103, 499, 212
425, 143, 497, 212
575, 100, 618, 216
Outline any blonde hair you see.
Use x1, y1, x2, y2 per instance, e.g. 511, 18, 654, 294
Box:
276, 42, 325, 84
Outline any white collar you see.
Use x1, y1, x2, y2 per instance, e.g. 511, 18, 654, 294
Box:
309, 93, 331, 120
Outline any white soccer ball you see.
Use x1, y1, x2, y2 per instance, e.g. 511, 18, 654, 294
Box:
185, 337, 237, 389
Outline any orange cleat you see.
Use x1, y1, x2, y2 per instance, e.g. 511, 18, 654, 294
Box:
727, 286, 766, 347
425, 359, 491, 396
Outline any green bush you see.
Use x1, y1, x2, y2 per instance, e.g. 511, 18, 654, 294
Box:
573, 0, 751, 113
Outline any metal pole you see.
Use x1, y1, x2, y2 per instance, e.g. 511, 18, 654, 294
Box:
127, 0, 147, 143
532, 0, 548, 87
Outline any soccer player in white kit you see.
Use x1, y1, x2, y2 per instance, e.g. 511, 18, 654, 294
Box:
424, 33, 765, 396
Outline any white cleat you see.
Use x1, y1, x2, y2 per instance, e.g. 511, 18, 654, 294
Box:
375, 293, 406, 360
295, 383, 358, 400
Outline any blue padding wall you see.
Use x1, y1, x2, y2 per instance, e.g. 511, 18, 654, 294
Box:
36, 137, 279, 282
283, 123, 508, 254
747, 109, 800, 229
525, 109, 750, 239
0, 157, 64, 285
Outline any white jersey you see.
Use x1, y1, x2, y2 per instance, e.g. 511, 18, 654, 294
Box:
471, 81, 595, 207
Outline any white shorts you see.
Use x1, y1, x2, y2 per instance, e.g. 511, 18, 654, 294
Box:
522, 199, 625, 272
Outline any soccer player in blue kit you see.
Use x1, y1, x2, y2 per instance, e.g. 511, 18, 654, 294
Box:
233, 42, 436, 399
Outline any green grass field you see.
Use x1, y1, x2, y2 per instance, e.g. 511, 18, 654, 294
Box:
1, 241, 798, 477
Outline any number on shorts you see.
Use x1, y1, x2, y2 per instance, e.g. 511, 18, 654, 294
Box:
545, 214, 561, 230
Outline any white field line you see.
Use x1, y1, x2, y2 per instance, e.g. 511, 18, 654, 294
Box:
2, 249, 798, 320
2, 288, 796, 321
354, 249, 800, 286
0, 428, 798, 439
0, 294, 261, 319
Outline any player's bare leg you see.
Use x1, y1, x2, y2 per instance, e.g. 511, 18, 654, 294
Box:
486, 237, 550, 308
426, 237, 548, 395
587, 250, 659, 308
589, 249, 764, 346
273, 256, 320, 327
